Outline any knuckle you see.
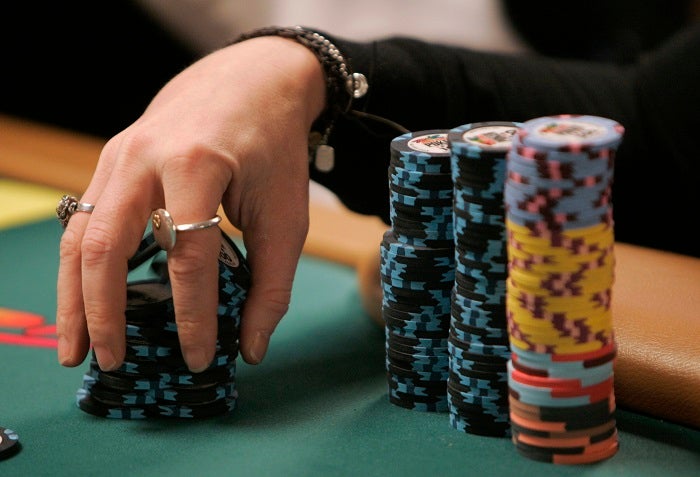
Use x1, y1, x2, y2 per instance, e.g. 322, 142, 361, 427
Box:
82, 313, 117, 348
80, 227, 119, 266
167, 248, 211, 284
58, 227, 83, 262
255, 286, 292, 317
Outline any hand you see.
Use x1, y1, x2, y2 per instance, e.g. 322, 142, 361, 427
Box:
56, 37, 326, 372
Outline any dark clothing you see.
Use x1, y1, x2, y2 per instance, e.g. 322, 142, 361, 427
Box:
2, 2, 697, 257
0, 1, 198, 139
313, 25, 700, 258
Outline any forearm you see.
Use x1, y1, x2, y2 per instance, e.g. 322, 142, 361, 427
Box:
313, 27, 700, 257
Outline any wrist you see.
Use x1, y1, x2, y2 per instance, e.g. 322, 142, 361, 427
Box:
230, 26, 368, 172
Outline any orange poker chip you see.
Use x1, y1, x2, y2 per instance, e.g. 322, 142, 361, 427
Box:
513, 432, 619, 464
513, 425, 616, 449
509, 408, 571, 432
508, 363, 610, 390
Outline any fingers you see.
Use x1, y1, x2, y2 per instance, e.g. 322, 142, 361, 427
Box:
56, 136, 126, 367
56, 213, 92, 366
79, 169, 156, 371
236, 180, 310, 365
160, 156, 229, 372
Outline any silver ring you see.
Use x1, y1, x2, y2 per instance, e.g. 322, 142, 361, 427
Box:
151, 208, 222, 251
56, 194, 95, 228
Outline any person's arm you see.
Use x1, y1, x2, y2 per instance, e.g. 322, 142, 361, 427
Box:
314, 25, 700, 257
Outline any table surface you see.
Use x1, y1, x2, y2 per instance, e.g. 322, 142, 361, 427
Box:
1, 184, 700, 477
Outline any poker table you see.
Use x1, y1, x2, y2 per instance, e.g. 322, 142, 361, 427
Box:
1, 115, 700, 476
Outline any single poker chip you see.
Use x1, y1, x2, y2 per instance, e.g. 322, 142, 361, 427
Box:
448, 392, 510, 417
0, 426, 20, 460
512, 432, 619, 464
449, 412, 512, 438
388, 372, 450, 390
154, 381, 237, 405
509, 414, 617, 439
517, 115, 624, 152
388, 389, 449, 413
385, 330, 448, 349
388, 375, 447, 394
389, 182, 453, 201
387, 361, 449, 383
391, 130, 452, 165
159, 363, 237, 386
387, 340, 449, 359
82, 377, 158, 406
448, 122, 521, 157
154, 396, 237, 419
76, 389, 150, 419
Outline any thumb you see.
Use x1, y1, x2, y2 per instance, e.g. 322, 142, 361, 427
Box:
236, 201, 309, 364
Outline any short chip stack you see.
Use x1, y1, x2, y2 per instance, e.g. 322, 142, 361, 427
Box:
76, 228, 251, 419
504, 114, 623, 463
381, 130, 454, 412
447, 122, 520, 437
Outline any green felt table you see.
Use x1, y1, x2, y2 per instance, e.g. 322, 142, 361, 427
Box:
1, 217, 699, 477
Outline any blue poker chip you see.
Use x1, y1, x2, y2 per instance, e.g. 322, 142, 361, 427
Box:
154, 396, 237, 419
446, 383, 508, 407
388, 388, 449, 413
76, 388, 150, 419
389, 166, 453, 186
448, 412, 512, 438
518, 115, 624, 151
154, 381, 237, 404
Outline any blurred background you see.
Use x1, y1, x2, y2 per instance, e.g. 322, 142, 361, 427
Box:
1, 0, 697, 141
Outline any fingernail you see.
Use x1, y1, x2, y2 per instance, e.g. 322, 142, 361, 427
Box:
94, 346, 117, 371
249, 332, 269, 364
185, 348, 210, 373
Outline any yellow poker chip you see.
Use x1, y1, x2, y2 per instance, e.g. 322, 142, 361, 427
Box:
507, 266, 614, 294
507, 245, 615, 273
508, 321, 614, 348
507, 309, 613, 336
508, 326, 614, 351
507, 282, 612, 312
506, 225, 615, 255
506, 235, 614, 258
507, 314, 614, 339
509, 336, 610, 356
506, 293, 614, 321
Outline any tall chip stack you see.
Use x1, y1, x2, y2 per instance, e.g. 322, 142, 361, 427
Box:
504, 114, 623, 463
76, 229, 250, 419
447, 122, 521, 437
381, 130, 454, 412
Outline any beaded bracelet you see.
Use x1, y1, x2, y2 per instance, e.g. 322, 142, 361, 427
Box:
231, 26, 368, 172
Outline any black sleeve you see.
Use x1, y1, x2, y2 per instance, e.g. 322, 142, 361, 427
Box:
309, 24, 700, 258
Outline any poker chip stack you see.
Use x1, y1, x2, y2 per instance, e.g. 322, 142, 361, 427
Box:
504, 114, 623, 463
381, 130, 454, 412
76, 229, 251, 419
446, 122, 520, 437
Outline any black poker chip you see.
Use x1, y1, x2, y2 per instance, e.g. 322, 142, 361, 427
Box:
0, 426, 20, 460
